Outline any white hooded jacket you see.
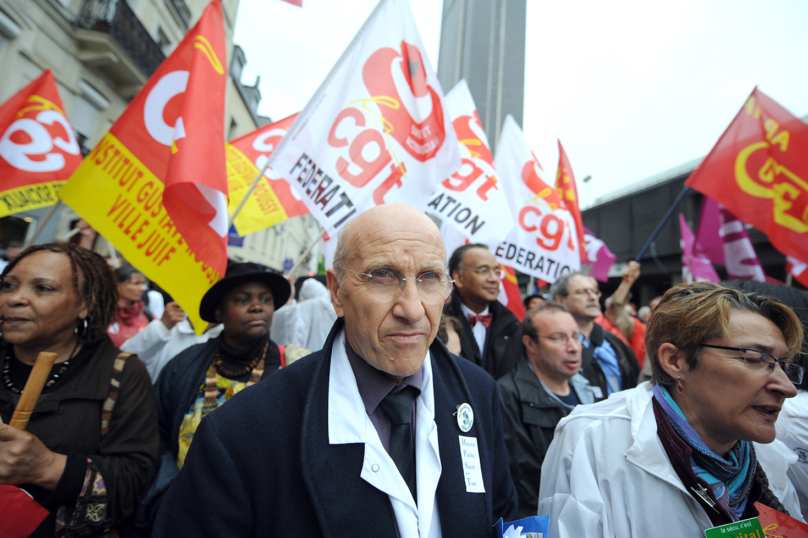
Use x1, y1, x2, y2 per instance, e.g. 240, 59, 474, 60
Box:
538, 382, 803, 538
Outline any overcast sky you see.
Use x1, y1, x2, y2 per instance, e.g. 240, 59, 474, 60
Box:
233, 0, 808, 209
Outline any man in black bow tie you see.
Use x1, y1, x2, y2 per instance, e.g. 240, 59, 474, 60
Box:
443, 244, 523, 379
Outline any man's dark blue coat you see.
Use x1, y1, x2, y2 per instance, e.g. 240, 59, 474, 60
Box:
153, 318, 518, 537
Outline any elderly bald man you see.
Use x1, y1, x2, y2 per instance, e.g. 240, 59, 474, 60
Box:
154, 204, 518, 538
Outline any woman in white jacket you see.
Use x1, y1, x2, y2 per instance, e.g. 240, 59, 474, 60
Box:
539, 282, 805, 537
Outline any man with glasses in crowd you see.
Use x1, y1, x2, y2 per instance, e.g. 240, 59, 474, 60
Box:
153, 204, 518, 537
443, 243, 523, 379
497, 302, 597, 518
550, 272, 640, 399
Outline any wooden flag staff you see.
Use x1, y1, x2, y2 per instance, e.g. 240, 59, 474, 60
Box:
9, 352, 57, 431
23, 200, 63, 249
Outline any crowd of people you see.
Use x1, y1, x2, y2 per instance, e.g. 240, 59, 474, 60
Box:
0, 203, 806, 537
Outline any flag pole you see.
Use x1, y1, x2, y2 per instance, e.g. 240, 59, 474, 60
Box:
285, 228, 326, 279
228, 159, 271, 229
23, 200, 63, 249
635, 187, 690, 263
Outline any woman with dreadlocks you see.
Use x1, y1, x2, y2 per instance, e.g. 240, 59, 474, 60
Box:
0, 243, 159, 537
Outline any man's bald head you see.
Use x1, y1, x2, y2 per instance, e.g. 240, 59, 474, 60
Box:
333, 204, 444, 286
327, 204, 448, 379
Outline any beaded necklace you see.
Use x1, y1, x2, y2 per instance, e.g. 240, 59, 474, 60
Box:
201, 341, 269, 416
2, 341, 81, 395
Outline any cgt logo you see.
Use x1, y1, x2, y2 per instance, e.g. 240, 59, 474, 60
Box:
142, 67, 227, 238
361, 40, 445, 162
0, 96, 80, 172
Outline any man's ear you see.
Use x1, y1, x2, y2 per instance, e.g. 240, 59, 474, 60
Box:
326, 268, 345, 317
554, 295, 566, 306
214, 306, 223, 324
522, 334, 535, 351
452, 269, 463, 290
657, 342, 689, 380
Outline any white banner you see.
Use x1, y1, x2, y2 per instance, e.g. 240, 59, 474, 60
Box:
268, 0, 461, 236
424, 80, 515, 248
493, 116, 581, 282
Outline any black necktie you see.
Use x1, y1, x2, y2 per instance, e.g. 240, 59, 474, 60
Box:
379, 385, 419, 503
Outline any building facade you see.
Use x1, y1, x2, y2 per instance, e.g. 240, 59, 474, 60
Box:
582, 152, 805, 306
437, 0, 526, 150
0, 0, 320, 274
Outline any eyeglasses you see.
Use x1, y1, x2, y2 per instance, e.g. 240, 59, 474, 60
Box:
461, 265, 506, 279
700, 344, 805, 384
571, 288, 601, 298
338, 266, 455, 303
534, 333, 581, 346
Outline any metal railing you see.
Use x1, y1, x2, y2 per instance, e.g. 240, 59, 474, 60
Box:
166, 0, 191, 30
77, 0, 165, 77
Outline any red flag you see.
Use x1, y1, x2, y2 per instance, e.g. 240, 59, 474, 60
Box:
0, 70, 82, 217
685, 87, 808, 263
108, 0, 228, 275
498, 264, 526, 321
555, 141, 587, 262
226, 113, 309, 235
58, 0, 228, 333
0, 485, 50, 537
755, 502, 808, 537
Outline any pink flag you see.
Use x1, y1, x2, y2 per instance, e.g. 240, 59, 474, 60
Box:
697, 197, 765, 281
680, 214, 720, 283
582, 227, 615, 283
787, 256, 808, 288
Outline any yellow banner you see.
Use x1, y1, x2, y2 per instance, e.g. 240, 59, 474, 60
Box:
226, 143, 289, 236
0, 180, 65, 218
59, 133, 220, 334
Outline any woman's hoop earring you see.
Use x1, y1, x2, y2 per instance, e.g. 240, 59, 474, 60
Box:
75, 318, 88, 338
676, 376, 684, 394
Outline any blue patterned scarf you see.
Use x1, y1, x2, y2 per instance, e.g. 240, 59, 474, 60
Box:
652, 384, 757, 520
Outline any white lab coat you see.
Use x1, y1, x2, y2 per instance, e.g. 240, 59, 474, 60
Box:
271, 279, 337, 351
538, 382, 804, 538
776, 390, 808, 521
328, 329, 442, 538
121, 319, 222, 382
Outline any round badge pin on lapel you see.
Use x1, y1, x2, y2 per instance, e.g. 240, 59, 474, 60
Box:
456, 403, 473, 432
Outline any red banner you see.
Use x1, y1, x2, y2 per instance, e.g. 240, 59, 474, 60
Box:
59, 0, 228, 332
0, 70, 82, 217
555, 140, 586, 262
0, 485, 50, 538
685, 88, 808, 262
103, 0, 228, 275
498, 264, 526, 321
754, 502, 808, 537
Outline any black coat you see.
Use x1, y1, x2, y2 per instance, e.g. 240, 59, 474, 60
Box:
138, 336, 282, 526
443, 292, 523, 379
152, 318, 518, 537
581, 322, 640, 399
497, 360, 594, 519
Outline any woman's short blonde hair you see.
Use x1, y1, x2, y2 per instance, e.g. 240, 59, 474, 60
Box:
647, 282, 804, 386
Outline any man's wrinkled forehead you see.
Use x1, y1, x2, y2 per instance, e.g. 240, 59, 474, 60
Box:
353, 233, 445, 271
569, 274, 597, 291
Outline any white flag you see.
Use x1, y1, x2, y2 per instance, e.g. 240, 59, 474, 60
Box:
493, 116, 581, 282
268, 0, 461, 236
424, 80, 515, 248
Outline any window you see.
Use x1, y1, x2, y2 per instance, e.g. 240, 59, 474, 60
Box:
156, 27, 172, 54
